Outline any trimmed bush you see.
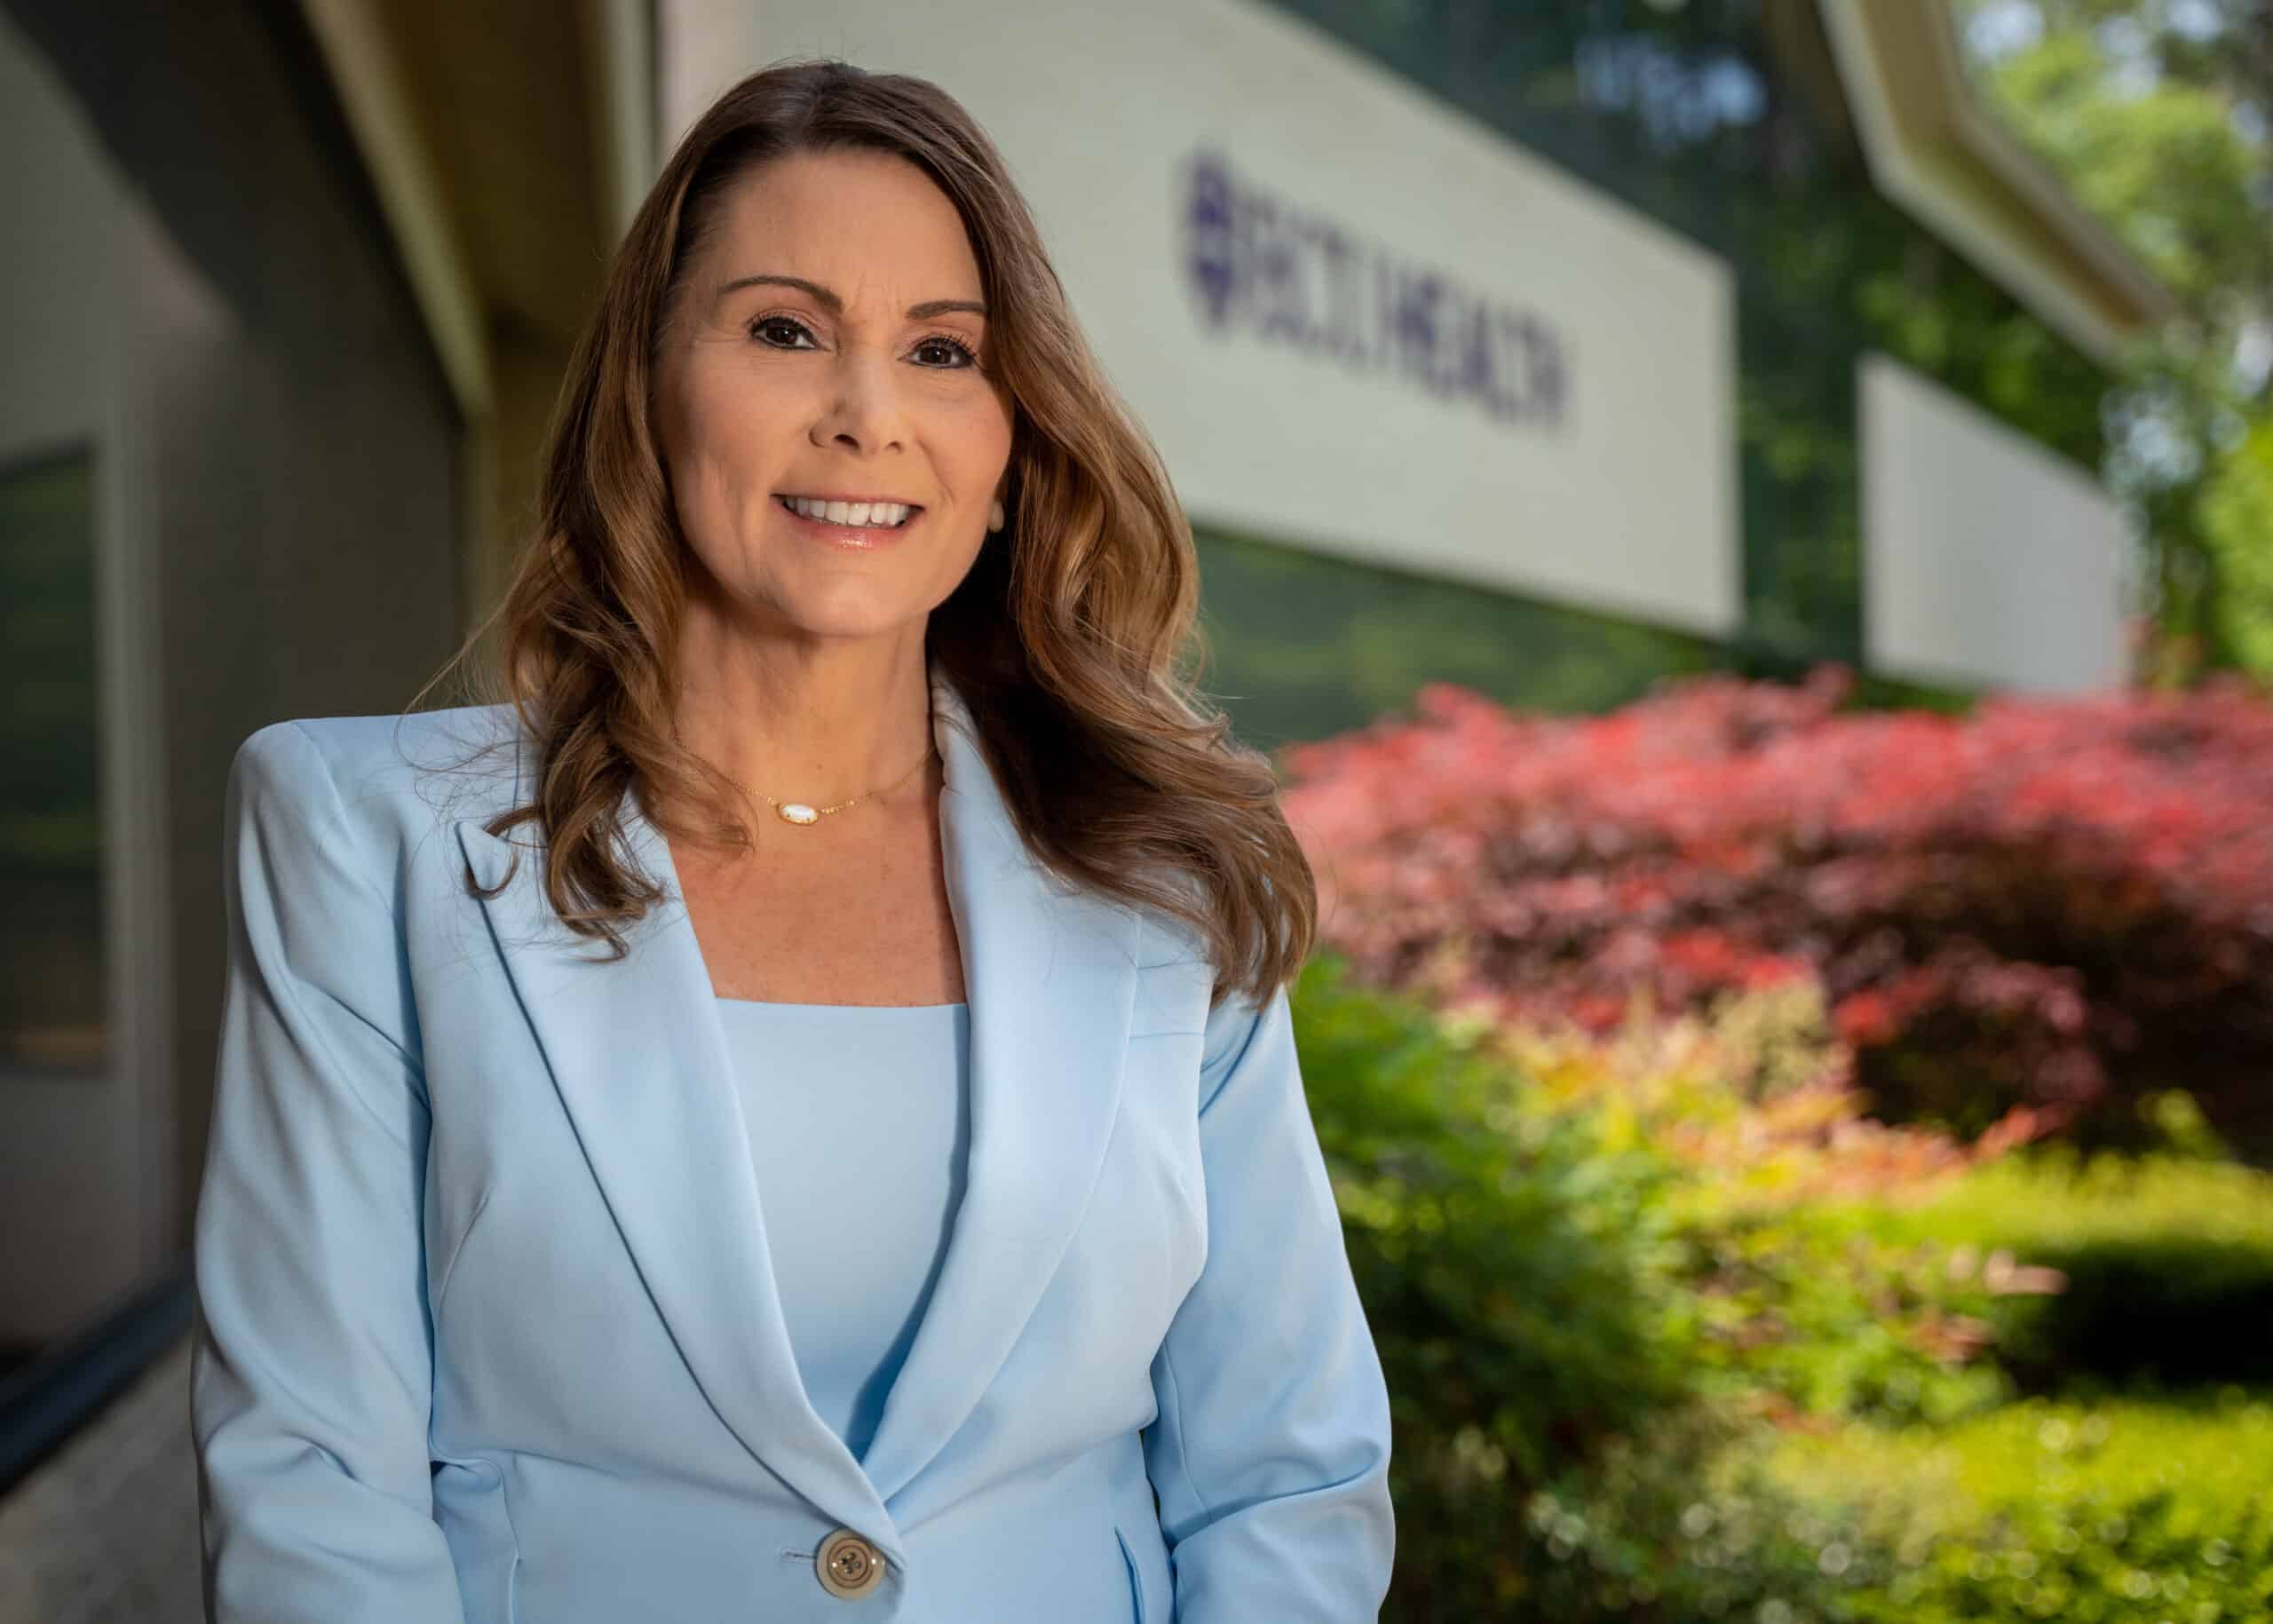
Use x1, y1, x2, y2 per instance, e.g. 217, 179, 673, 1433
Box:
1281, 667, 2273, 1158
1840, 1140, 2273, 1392
1297, 954, 2273, 1619
1763, 1390, 2273, 1622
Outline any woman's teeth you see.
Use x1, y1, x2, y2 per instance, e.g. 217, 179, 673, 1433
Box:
778, 495, 915, 528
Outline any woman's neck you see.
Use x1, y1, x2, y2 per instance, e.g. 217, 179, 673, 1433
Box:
669, 614, 937, 812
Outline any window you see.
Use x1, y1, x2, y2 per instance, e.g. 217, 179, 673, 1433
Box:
1, 445, 106, 1073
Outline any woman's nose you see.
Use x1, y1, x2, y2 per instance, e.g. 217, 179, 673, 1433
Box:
809, 348, 911, 452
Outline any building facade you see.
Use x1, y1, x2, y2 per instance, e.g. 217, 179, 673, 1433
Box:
659, 0, 2165, 744
0, 0, 2167, 1493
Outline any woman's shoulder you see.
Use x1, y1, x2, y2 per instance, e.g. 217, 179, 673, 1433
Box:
231, 702, 527, 852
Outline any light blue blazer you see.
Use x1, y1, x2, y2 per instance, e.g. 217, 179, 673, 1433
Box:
190, 670, 1395, 1623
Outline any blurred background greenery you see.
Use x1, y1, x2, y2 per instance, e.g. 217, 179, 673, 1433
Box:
1239, 12, 2273, 1592
1297, 934, 2273, 1620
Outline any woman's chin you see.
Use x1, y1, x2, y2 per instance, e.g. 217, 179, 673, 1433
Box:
765, 593, 936, 642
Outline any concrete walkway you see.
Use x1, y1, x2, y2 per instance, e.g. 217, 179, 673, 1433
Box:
0, 1335, 200, 1623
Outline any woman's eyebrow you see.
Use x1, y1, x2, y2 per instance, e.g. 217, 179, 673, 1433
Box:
716, 272, 986, 320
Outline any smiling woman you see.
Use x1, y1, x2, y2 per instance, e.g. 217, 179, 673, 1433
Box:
189, 56, 1395, 1624
439, 62, 1332, 1000
652, 150, 1011, 644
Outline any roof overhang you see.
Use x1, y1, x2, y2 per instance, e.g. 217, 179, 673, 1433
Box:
294, 0, 656, 423
1818, 0, 2179, 367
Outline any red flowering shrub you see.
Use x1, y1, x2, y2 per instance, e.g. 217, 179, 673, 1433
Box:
1280, 666, 2273, 1158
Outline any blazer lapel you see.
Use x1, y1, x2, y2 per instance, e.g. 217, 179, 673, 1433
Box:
455, 796, 901, 1564
454, 671, 1141, 1552
855, 677, 1142, 1509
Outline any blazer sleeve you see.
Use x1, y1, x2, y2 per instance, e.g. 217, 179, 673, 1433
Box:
190, 720, 467, 1623
1140, 973, 1397, 1620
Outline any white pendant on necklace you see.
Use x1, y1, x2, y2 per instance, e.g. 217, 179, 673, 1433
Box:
777, 802, 820, 826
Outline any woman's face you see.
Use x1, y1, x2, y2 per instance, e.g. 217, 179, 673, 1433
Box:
653, 148, 1013, 644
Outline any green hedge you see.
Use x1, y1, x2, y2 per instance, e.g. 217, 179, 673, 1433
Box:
1295, 954, 1860, 1620
1294, 955, 2273, 1620
1833, 1137, 2273, 1392
1765, 1392, 2273, 1622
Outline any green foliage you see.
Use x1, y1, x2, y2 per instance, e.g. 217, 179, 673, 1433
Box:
1671, 1200, 2018, 1430
1833, 1137, 2273, 1391
1299, 951, 2273, 1620
1853, 1129, 2273, 1256
1987, 30, 2262, 304
1765, 1390, 2273, 1622
1506, 1406, 1879, 1623
1294, 953, 1872, 1620
2198, 416, 2273, 675
1955, 0, 2273, 685
1471, 982, 2024, 1431
1293, 953, 1699, 1491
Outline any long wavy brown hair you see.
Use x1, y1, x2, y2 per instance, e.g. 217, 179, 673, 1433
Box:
412, 58, 1313, 1008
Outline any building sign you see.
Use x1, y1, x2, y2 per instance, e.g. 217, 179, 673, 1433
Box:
663, 0, 1741, 638
1183, 149, 1571, 432
1861, 353, 2130, 693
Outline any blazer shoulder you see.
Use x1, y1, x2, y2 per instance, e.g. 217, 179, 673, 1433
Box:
232, 704, 526, 860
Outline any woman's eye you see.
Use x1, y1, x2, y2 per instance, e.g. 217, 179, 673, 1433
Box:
748, 315, 815, 348
915, 335, 979, 368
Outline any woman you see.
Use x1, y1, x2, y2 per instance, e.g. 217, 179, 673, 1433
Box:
190, 58, 1393, 1623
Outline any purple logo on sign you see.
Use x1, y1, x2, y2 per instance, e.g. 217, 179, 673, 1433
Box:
1180, 148, 1569, 431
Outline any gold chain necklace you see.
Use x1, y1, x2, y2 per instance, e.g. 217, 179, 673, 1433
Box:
757, 742, 935, 827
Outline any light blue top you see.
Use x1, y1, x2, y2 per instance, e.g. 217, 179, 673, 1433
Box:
711, 995, 972, 1465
